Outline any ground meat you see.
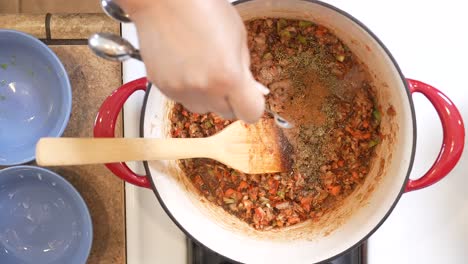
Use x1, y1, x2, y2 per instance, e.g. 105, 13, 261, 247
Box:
169, 18, 382, 230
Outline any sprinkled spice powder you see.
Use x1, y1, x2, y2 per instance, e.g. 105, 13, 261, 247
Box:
169, 18, 382, 230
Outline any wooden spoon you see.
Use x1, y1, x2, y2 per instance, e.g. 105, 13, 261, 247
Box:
36, 119, 291, 174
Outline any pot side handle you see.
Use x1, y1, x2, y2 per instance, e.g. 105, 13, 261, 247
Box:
94, 77, 152, 189
405, 79, 465, 192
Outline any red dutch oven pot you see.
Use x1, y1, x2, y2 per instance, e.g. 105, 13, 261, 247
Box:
94, 1, 465, 263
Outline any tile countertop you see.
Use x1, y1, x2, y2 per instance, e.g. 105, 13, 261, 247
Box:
0, 14, 126, 263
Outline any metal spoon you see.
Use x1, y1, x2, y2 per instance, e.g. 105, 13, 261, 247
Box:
265, 109, 294, 129
88, 33, 293, 129
88, 33, 141, 61
100, 0, 131, 23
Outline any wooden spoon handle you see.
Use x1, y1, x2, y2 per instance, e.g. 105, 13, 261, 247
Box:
36, 137, 213, 166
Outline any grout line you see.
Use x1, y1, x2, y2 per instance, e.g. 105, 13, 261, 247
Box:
40, 39, 88, 45
45, 13, 52, 40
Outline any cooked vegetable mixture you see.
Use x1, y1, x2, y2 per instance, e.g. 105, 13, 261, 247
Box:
170, 18, 381, 230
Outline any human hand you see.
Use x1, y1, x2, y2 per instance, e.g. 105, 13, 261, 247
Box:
118, 0, 268, 123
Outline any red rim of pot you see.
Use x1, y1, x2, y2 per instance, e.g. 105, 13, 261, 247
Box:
93, 0, 465, 263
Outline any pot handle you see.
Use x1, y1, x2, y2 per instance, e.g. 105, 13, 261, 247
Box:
405, 79, 465, 192
94, 77, 152, 189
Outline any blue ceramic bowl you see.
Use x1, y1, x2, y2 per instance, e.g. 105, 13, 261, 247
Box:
0, 166, 92, 264
0, 30, 72, 165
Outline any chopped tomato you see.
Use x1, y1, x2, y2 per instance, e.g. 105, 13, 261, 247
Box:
314, 26, 327, 37
193, 175, 204, 187
361, 133, 371, 139
238, 181, 249, 191
213, 115, 223, 124
300, 196, 313, 212
362, 120, 369, 128
224, 188, 236, 197
248, 187, 258, 201
172, 129, 180, 137
224, 188, 242, 201
337, 160, 344, 167
327, 185, 341, 196
255, 207, 266, 220
276, 220, 284, 227
287, 216, 301, 224
346, 126, 372, 140
268, 179, 279, 195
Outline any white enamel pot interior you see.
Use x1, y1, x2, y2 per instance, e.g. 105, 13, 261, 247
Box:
139, 1, 417, 263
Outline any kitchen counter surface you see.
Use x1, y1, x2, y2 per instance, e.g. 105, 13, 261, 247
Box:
0, 13, 126, 263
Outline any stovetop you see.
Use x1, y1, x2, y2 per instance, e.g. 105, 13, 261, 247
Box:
122, 1, 468, 263
188, 240, 365, 264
